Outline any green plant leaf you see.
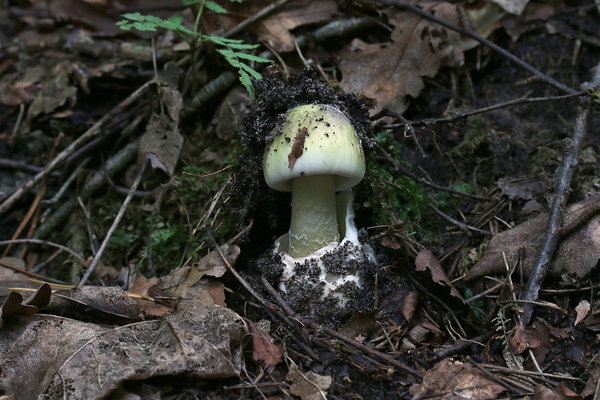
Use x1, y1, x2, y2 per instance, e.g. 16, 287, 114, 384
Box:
231, 52, 271, 63
238, 69, 254, 99
204, 1, 228, 13
117, 13, 194, 35
239, 62, 263, 80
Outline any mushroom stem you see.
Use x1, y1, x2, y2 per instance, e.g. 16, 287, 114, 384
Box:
289, 174, 339, 257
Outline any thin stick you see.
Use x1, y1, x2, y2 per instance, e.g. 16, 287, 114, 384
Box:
377, 143, 490, 201
261, 278, 422, 379
224, 0, 291, 38
0, 259, 66, 284
0, 239, 86, 265
78, 159, 148, 287
206, 227, 271, 308
383, 92, 585, 128
520, 105, 589, 324
428, 200, 491, 236
0, 81, 152, 216
385, 0, 577, 95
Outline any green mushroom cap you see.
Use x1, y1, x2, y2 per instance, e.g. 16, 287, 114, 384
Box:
263, 104, 365, 193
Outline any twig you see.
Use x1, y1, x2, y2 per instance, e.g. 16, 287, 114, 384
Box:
372, 109, 426, 158
33, 139, 139, 240
0, 158, 44, 174
0, 239, 86, 266
428, 200, 491, 236
384, 92, 585, 128
0, 81, 152, 216
78, 158, 148, 287
406, 273, 467, 337
520, 104, 589, 325
206, 227, 271, 308
384, 0, 577, 95
431, 331, 493, 361
0, 258, 66, 284
261, 278, 423, 379
3, 133, 63, 257
224, 0, 291, 38
42, 158, 91, 207
376, 143, 490, 201
10, 103, 25, 136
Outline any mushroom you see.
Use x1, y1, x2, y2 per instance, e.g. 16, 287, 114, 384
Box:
263, 104, 365, 258
262, 104, 376, 316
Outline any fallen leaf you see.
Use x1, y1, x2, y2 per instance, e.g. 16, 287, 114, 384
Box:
247, 319, 284, 367
0, 301, 246, 399
286, 364, 332, 400
464, 195, 600, 281
48, 0, 122, 36
497, 177, 544, 200
0, 284, 51, 324
45, 286, 144, 324
410, 358, 507, 400
209, 87, 251, 140
27, 61, 79, 120
128, 277, 172, 317
575, 300, 591, 325
129, 244, 239, 314
415, 249, 463, 300
381, 234, 403, 250
406, 320, 442, 345
509, 323, 550, 356
0, 65, 45, 106
256, 0, 337, 52
340, 2, 463, 112
402, 291, 419, 322
532, 383, 581, 400
139, 66, 183, 176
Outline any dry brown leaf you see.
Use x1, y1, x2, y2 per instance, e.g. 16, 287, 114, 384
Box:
256, 0, 337, 52
0, 284, 51, 324
129, 244, 239, 314
532, 383, 581, 400
0, 301, 246, 399
27, 61, 79, 120
0, 65, 45, 106
381, 234, 403, 250
128, 276, 172, 317
402, 291, 419, 322
415, 249, 463, 300
247, 319, 284, 367
139, 69, 183, 176
509, 323, 550, 355
286, 364, 332, 400
48, 0, 122, 36
575, 300, 591, 326
45, 286, 144, 324
339, 2, 463, 112
410, 359, 507, 400
406, 320, 442, 345
464, 195, 600, 281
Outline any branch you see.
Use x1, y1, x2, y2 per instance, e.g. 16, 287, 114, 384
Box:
384, 0, 578, 95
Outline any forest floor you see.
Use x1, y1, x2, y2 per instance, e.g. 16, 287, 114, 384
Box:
1, 0, 600, 399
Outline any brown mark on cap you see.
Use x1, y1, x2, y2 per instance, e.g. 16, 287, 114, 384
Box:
288, 127, 309, 168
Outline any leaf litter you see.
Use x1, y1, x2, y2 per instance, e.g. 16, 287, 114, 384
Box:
1, 0, 600, 398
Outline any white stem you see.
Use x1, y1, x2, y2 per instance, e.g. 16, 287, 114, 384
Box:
289, 175, 339, 258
